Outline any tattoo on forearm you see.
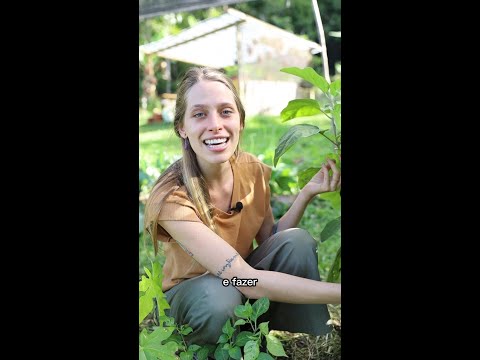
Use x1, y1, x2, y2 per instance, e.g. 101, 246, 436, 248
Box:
216, 253, 239, 277
177, 242, 194, 257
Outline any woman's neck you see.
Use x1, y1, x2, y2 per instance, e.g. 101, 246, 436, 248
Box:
198, 159, 232, 189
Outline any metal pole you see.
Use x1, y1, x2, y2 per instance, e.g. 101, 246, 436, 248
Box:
311, 0, 330, 83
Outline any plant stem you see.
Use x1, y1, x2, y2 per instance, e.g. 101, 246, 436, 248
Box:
327, 95, 338, 149
319, 132, 338, 147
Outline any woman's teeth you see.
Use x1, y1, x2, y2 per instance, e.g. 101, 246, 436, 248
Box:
204, 138, 228, 145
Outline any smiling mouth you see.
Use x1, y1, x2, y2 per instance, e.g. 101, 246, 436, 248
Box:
203, 137, 229, 149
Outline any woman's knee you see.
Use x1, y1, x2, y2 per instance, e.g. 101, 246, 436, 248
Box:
272, 228, 319, 277
276, 228, 317, 254
182, 277, 244, 344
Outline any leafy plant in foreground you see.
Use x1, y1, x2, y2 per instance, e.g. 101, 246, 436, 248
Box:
139, 261, 287, 360
274, 66, 341, 283
139, 261, 212, 359
214, 297, 287, 360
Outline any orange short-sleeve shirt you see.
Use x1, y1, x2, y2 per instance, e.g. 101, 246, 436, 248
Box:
157, 152, 272, 291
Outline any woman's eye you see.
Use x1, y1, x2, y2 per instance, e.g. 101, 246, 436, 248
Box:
222, 109, 233, 116
193, 112, 205, 118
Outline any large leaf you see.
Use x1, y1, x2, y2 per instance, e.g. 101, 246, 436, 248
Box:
281, 67, 329, 94
139, 262, 170, 323
244, 340, 260, 360
320, 217, 341, 243
228, 346, 242, 360
146, 326, 176, 344
327, 246, 341, 283
142, 341, 178, 360
274, 124, 321, 167
214, 344, 229, 360
266, 334, 287, 357
257, 353, 275, 360
259, 322, 269, 336
222, 318, 235, 338
251, 297, 269, 322
234, 331, 255, 347
280, 99, 323, 122
298, 167, 320, 189
180, 351, 194, 360
196, 347, 210, 360
234, 301, 253, 319
139, 293, 154, 324
139, 327, 178, 360
320, 191, 341, 210
329, 79, 341, 97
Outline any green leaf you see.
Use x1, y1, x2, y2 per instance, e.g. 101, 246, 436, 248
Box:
234, 331, 255, 347
156, 297, 171, 316
320, 191, 341, 210
139, 348, 148, 360
187, 344, 201, 352
244, 340, 260, 360
281, 67, 329, 93
259, 322, 269, 336
327, 246, 342, 283
320, 217, 341, 243
141, 340, 178, 360
274, 124, 321, 167
280, 99, 322, 122
139, 329, 149, 346
180, 326, 193, 336
233, 319, 247, 327
196, 347, 210, 360
222, 318, 235, 338
228, 346, 243, 360
329, 79, 341, 97
145, 326, 176, 344
214, 344, 230, 360
257, 352, 275, 360
251, 297, 270, 322
298, 167, 321, 189
139, 294, 153, 324
234, 304, 253, 319
266, 334, 287, 357
217, 334, 229, 344
139, 275, 149, 292
157, 315, 175, 326
180, 350, 194, 360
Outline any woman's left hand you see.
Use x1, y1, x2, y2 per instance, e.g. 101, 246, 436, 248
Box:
302, 159, 341, 199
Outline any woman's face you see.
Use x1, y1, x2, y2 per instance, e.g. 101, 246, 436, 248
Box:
179, 80, 242, 167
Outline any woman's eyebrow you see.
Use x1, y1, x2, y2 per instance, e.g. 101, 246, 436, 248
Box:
190, 103, 235, 109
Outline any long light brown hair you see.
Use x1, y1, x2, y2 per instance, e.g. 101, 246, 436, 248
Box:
144, 67, 245, 254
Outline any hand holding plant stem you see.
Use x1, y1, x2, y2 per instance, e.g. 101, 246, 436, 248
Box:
302, 158, 341, 198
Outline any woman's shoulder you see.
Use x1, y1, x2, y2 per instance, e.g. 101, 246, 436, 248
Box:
233, 152, 272, 178
235, 151, 270, 167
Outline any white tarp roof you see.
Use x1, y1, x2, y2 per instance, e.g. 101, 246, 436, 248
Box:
139, 8, 322, 69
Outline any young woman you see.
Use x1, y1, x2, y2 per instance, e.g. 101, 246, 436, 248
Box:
144, 67, 341, 347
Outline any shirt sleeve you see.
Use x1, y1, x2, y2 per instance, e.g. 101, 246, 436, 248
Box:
156, 190, 202, 242
158, 190, 203, 223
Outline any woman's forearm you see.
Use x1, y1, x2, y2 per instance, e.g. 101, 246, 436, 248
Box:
238, 268, 341, 304
276, 190, 313, 232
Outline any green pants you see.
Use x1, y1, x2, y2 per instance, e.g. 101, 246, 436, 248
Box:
164, 228, 332, 346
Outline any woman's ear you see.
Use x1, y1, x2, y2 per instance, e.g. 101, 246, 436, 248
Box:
178, 128, 186, 138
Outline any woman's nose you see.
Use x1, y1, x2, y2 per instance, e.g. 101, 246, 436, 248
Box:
207, 113, 223, 132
